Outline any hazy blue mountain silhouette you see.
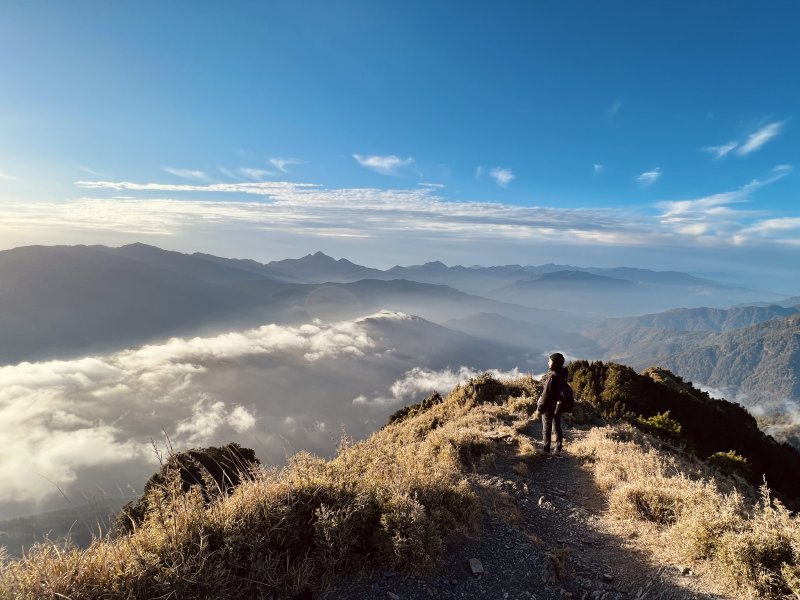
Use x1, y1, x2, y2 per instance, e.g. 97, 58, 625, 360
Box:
0, 244, 579, 364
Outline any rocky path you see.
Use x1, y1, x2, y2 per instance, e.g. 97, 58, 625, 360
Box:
329, 420, 728, 600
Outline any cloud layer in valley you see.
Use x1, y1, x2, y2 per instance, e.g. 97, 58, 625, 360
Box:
0, 311, 517, 519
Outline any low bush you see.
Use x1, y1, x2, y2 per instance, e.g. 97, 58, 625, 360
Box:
636, 410, 682, 442
707, 450, 752, 480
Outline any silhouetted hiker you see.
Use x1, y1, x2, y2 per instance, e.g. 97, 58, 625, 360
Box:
535, 352, 570, 453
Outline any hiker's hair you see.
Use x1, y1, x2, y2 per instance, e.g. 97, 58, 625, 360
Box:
549, 352, 565, 369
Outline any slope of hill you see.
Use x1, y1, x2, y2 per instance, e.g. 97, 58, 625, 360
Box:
593, 304, 800, 335
584, 304, 800, 369
659, 313, 800, 405
3, 369, 800, 599
0, 244, 269, 364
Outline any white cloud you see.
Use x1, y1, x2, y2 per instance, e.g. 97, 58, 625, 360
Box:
738, 121, 783, 156
703, 141, 738, 160
78, 166, 111, 178
353, 154, 414, 175
636, 167, 661, 186
353, 366, 523, 407
218, 167, 244, 181
0, 169, 15, 180
269, 158, 302, 173
239, 168, 275, 181
489, 167, 515, 187
228, 406, 257, 433
0, 311, 407, 510
593, 164, 603, 175
658, 165, 792, 242
0, 178, 660, 248
163, 167, 211, 182
419, 182, 445, 189
0, 166, 788, 253
734, 217, 800, 245
703, 121, 784, 160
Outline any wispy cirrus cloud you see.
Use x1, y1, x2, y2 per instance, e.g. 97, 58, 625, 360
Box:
353, 154, 414, 175
78, 166, 110, 178
163, 167, 212, 182
489, 167, 515, 187
66, 178, 645, 243
593, 164, 603, 175
738, 121, 783, 155
269, 157, 303, 173
703, 141, 738, 160
218, 167, 277, 181
3, 166, 793, 254
636, 167, 661, 186
239, 168, 276, 181
704, 121, 785, 160
657, 165, 792, 240
0, 169, 15, 180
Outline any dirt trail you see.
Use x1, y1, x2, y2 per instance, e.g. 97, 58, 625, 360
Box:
330, 420, 728, 600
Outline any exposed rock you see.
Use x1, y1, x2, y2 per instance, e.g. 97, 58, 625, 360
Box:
114, 442, 259, 534
469, 558, 484, 577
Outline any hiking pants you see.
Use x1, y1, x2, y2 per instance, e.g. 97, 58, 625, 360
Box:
541, 411, 563, 452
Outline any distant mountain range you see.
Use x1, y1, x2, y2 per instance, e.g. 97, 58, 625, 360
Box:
659, 314, 800, 405
0, 243, 787, 368
252, 252, 777, 315
586, 304, 800, 407
0, 244, 575, 365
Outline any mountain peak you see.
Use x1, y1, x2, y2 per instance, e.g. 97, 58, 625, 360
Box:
421, 260, 448, 269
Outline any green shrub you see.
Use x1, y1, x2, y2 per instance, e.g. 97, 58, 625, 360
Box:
636, 410, 682, 441
708, 450, 752, 480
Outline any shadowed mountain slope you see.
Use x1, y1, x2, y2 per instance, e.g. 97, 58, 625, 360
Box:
584, 304, 800, 370
658, 314, 800, 405
568, 360, 800, 501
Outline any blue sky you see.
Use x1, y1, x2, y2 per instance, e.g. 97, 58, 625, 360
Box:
1, 1, 798, 291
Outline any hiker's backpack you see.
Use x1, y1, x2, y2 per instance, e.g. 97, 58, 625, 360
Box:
558, 380, 575, 413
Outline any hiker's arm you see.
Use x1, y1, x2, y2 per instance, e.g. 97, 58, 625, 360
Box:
537, 375, 552, 410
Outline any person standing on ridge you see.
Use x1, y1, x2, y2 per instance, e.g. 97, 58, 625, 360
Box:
535, 352, 570, 453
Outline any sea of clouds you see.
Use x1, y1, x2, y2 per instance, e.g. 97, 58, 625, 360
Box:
0, 311, 524, 519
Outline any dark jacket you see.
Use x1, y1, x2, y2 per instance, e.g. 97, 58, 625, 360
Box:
537, 366, 569, 414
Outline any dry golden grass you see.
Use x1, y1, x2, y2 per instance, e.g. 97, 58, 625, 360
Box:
0, 374, 535, 599
573, 425, 800, 599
